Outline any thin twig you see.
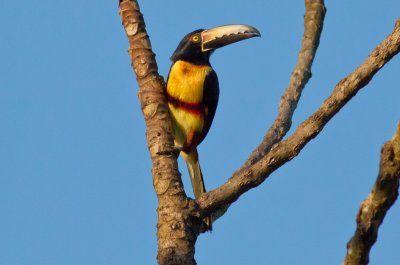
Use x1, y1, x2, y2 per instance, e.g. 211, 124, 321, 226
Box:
244, 0, 326, 167
342, 124, 400, 265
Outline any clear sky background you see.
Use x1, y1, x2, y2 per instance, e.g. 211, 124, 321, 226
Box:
1, 1, 399, 265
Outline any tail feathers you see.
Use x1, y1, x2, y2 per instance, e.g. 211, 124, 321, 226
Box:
182, 150, 212, 231
185, 153, 206, 199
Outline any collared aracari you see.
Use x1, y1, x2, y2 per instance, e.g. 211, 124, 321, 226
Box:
166, 24, 260, 230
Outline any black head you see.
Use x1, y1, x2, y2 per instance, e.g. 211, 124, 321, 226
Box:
170, 29, 212, 65
170, 24, 261, 65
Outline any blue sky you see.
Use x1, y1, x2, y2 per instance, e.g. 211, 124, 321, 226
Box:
1, 1, 399, 264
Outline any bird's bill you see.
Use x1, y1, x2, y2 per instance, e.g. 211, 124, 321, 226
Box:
201, 24, 261, 52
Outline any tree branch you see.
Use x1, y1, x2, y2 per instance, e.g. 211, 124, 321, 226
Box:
120, 0, 400, 263
119, 1, 199, 264
209, 0, 327, 223
199, 19, 400, 214
342, 123, 400, 265
244, 0, 326, 167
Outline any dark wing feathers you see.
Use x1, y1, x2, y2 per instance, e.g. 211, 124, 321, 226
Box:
199, 69, 219, 144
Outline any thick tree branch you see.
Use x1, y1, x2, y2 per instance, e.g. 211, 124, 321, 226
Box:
199, 19, 400, 214
244, 0, 326, 167
120, 0, 400, 263
119, 1, 199, 264
343, 124, 400, 265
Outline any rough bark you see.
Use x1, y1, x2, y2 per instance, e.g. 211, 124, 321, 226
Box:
342, 124, 400, 265
119, 1, 200, 264
199, 19, 400, 214
119, 0, 400, 263
244, 0, 326, 167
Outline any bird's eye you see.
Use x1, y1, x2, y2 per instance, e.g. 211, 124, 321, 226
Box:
192, 35, 200, 42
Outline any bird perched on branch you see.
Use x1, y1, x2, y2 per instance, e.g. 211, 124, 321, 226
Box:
166, 24, 260, 231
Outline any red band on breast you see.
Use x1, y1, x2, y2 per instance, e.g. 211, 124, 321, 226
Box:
167, 94, 203, 115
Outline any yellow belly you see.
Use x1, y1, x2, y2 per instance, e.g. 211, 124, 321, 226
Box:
167, 60, 212, 148
168, 103, 204, 148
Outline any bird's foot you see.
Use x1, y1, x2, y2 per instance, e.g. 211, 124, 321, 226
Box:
156, 145, 182, 157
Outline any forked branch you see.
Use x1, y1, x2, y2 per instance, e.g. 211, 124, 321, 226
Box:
199, 19, 400, 214
210, 0, 327, 223
245, 0, 326, 167
119, 0, 400, 263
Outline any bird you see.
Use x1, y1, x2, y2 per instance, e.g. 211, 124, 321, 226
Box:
166, 24, 260, 231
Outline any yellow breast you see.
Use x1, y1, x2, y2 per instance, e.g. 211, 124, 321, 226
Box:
167, 60, 212, 104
